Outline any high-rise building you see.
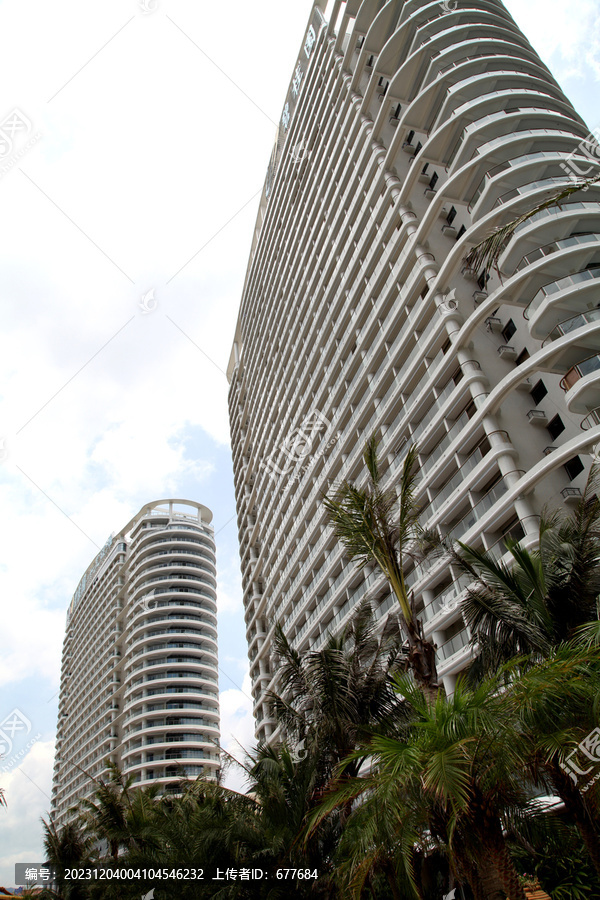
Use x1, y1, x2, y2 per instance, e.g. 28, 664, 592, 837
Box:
51, 500, 220, 826
228, 0, 600, 741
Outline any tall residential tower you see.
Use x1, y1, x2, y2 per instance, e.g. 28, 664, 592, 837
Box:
51, 500, 220, 826
228, 0, 600, 742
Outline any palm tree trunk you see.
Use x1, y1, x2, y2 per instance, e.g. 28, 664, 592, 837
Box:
403, 613, 439, 698
383, 859, 408, 900
488, 840, 527, 900
477, 857, 506, 900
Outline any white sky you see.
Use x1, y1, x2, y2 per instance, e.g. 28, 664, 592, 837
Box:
0, 0, 598, 886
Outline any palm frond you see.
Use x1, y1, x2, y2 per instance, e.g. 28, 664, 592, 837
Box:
465, 174, 600, 275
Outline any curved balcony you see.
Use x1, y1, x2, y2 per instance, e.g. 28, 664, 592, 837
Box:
124, 671, 218, 701
581, 408, 600, 430
129, 638, 218, 664
130, 572, 216, 602
123, 688, 218, 717
122, 703, 219, 729
127, 762, 218, 786
525, 265, 600, 335
516, 233, 600, 274
543, 308, 600, 346
501, 201, 600, 270
129, 652, 215, 674
127, 629, 217, 659
469, 150, 577, 213
131, 560, 216, 588
560, 355, 600, 413
127, 614, 217, 645
133, 530, 214, 555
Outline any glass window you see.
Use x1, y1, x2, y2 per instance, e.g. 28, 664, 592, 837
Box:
564, 456, 584, 481
501, 319, 517, 343
547, 415, 565, 440
530, 380, 548, 406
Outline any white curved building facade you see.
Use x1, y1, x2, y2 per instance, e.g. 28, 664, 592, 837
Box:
51, 500, 220, 826
228, 0, 600, 742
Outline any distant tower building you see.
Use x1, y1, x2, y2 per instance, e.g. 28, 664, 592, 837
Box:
51, 500, 220, 826
228, 0, 600, 742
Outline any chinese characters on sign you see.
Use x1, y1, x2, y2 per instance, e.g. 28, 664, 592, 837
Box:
266, 8, 324, 197
304, 25, 316, 58
291, 64, 304, 99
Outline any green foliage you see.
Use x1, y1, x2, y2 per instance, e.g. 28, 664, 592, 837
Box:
510, 820, 600, 899
40, 469, 600, 898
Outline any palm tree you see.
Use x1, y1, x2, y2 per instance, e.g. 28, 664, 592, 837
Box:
41, 818, 94, 899
323, 436, 438, 696
452, 475, 600, 679
310, 672, 532, 900
75, 761, 139, 862
269, 599, 410, 786
502, 647, 600, 878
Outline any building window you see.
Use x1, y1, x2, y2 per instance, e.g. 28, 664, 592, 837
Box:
501, 319, 517, 343
547, 415, 565, 440
429, 171, 439, 190
477, 269, 489, 291
501, 516, 525, 543
456, 224, 466, 240
564, 456, 584, 481
530, 380, 548, 406
516, 348, 530, 365
446, 206, 457, 226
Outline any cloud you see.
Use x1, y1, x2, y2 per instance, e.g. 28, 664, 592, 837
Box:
504, 0, 600, 83
0, 740, 55, 888
219, 671, 255, 794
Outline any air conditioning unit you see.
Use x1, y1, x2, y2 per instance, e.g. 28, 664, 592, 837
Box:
389, 104, 401, 126
561, 487, 582, 504
403, 141, 416, 154
527, 409, 548, 425
424, 188, 437, 199
498, 345, 517, 361
485, 316, 502, 332
442, 225, 457, 237
472, 290, 488, 302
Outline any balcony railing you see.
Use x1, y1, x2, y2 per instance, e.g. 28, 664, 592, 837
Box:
445, 479, 508, 542
543, 307, 600, 345
438, 628, 470, 662
581, 407, 600, 430
525, 266, 600, 320
516, 232, 600, 273
560, 354, 600, 391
